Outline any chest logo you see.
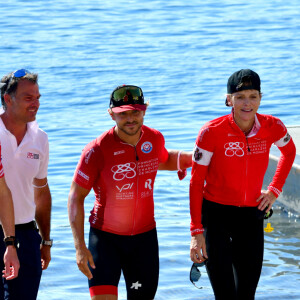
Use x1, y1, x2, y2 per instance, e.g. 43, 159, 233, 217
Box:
27, 152, 39, 159
111, 162, 136, 181
224, 142, 244, 157
141, 141, 152, 153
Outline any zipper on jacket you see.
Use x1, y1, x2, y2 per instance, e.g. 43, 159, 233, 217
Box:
134, 146, 139, 161
244, 134, 250, 205
119, 132, 144, 235
245, 135, 251, 152
131, 146, 139, 235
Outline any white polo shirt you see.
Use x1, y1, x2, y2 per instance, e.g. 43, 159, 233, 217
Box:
0, 144, 4, 178
0, 116, 49, 224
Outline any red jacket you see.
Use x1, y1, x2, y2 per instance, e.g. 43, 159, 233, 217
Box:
190, 113, 296, 235
74, 125, 168, 235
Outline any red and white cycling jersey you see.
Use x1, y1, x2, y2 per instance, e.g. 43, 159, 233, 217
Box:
190, 112, 296, 235
0, 144, 3, 178
74, 125, 169, 235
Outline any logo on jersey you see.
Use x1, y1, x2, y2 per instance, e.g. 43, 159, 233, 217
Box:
145, 179, 152, 190
111, 162, 137, 181
284, 133, 291, 143
199, 127, 209, 142
194, 148, 203, 161
78, 170, 89, 181
224, 142, 244, 157
141, 141, 152, 153
277, 120, 285, 129
27, 152, 39, 159
116, 183, 134, 192
114, 150, 125, 156
85, 148, 94, 164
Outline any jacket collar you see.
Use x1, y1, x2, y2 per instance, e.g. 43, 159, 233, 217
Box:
228, 109, 261, 137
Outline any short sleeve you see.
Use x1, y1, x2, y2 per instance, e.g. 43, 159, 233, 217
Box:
35, 136, 49, 179
73, 141, 102, 190
158, 132, 169, 163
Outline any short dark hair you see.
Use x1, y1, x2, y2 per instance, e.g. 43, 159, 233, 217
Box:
1, 71, 38, 110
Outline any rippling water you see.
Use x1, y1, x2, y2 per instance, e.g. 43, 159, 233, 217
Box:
1, 0, 299, 299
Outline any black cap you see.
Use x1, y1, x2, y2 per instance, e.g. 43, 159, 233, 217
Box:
226, 69, 261, 106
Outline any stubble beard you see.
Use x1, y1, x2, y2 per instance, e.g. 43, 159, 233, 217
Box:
119, 122, 142, 137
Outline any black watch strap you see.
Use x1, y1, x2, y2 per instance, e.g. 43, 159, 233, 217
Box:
3, 236, 19, 248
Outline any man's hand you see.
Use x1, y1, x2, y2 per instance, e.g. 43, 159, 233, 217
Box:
76, 246, 95, 280
190, 234, 208, 263
3, 246, 20, 280
40, 244, 51, 270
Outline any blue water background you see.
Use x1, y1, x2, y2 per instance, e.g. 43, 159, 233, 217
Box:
1, 0, 299, 299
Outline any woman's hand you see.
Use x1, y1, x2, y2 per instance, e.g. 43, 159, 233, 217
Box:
190, 234, 208, 263
256, 190, 276, 213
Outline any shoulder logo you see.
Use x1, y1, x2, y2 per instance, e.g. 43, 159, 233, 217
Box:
284, 133, 291, 143
194, 147, 203, 161
85, 148, 94, 164
141, 141, 152, 153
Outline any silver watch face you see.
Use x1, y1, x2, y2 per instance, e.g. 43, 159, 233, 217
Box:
43, 239, 53, 246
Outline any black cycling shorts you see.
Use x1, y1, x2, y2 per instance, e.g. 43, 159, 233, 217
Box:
88, 227, 159, 300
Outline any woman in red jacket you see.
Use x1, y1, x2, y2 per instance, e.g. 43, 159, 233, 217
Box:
189, 69, 296, 300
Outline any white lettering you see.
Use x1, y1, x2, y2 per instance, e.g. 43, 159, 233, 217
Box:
145, 179, 152, 190
116, 183, 134, 192
78, 170, 89, 181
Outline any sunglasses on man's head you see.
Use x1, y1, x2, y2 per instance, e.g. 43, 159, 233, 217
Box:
190, 261, 207, 289
6, 69, 32, 88
12, 69, 31, 78
112, 85, 143, 102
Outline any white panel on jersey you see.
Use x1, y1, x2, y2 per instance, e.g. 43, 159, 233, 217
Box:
192, 145, 213, 166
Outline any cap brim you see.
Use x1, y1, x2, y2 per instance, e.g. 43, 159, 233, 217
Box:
111, 104, 147, 113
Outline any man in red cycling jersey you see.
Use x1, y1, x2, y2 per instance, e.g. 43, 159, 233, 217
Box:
68, 85, 192, 300
189, 69, 296, 300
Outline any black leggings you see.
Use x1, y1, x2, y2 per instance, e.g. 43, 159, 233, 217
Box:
202, 199, 264, 300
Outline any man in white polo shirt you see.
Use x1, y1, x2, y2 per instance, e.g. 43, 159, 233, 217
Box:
0, 70, 52, 299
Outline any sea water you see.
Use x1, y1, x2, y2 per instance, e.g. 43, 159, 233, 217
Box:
0, 0, 299, 299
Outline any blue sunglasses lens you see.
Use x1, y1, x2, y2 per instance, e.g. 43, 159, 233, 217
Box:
13, 69, 31, 78
190, 265, 201, 282
190, 261, 207, 286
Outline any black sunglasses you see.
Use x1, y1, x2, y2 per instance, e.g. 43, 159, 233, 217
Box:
190, 261, 207, 289
112, 85, 143, 102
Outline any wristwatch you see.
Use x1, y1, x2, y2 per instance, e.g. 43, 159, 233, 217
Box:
3, 236, 19, 248
41, 239, 53, 247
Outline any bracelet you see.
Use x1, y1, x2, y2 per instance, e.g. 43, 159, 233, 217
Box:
177, 150, 183, 171
32, 181, 48, 189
